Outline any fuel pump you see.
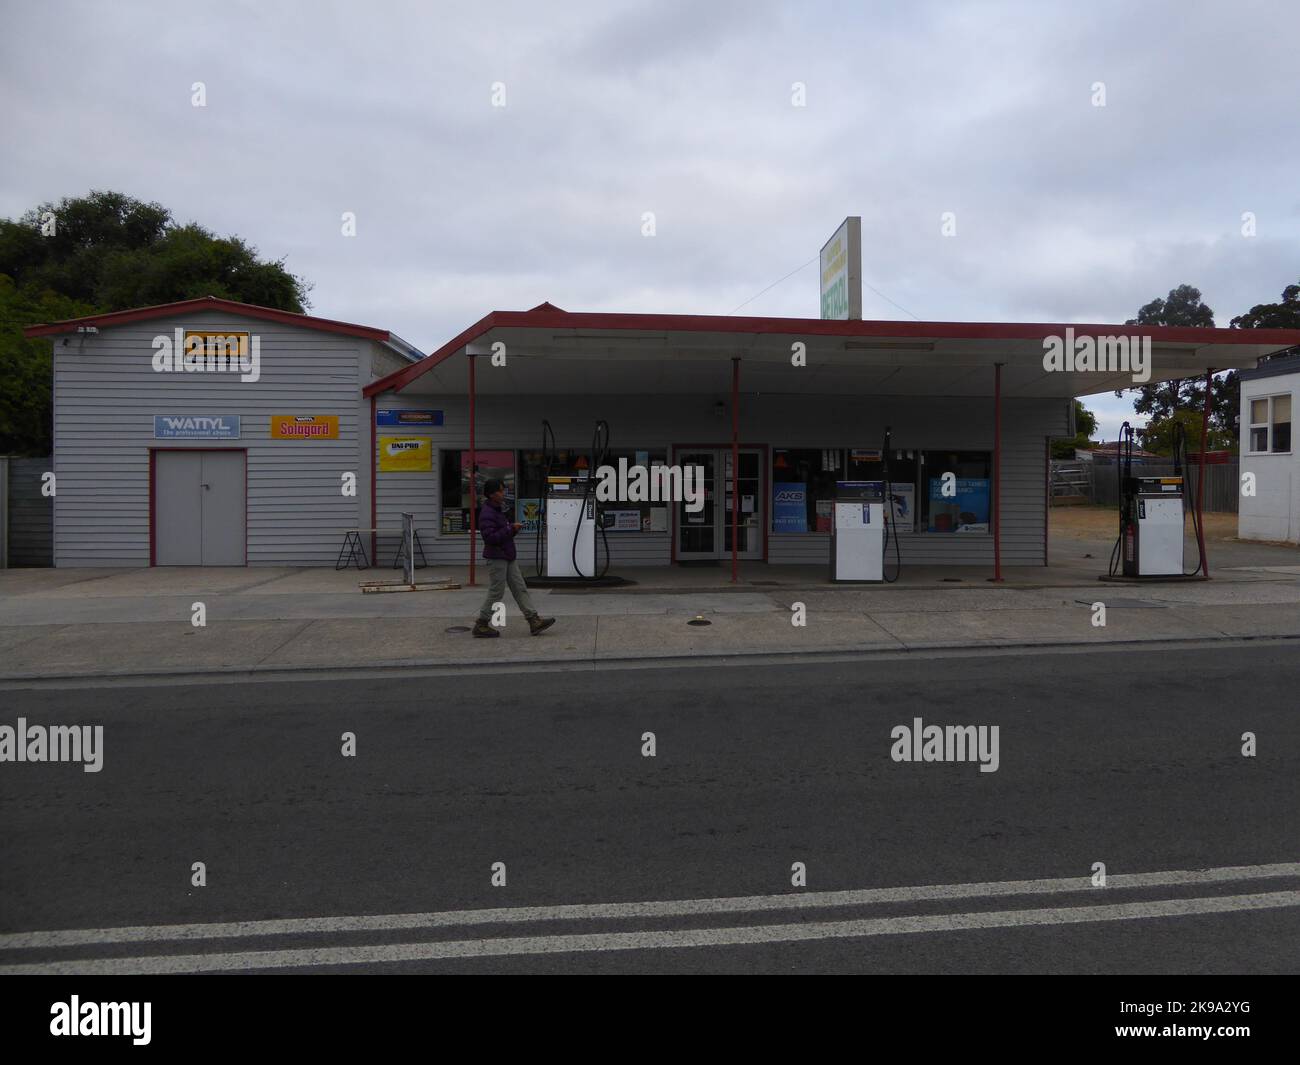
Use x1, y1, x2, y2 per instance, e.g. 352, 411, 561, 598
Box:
539, 419, 612, 580
1108, 421, 1204, 579
830, 480, 885, 582
830, 426, 903, 583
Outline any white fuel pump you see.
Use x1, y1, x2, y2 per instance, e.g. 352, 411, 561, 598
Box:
1108, 420, 1204, 579
545, 487, 596, 578
831, 485, 884, 582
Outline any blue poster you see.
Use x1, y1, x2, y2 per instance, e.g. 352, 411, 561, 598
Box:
927, 477, 990, 532
376, 409, 443, 427
153, 415, 240, 439
773, 482, 808, 533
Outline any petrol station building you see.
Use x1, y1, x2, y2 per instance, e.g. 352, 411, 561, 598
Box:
363, 305, 1299, 582
22, 291, 1300, 579
25, 294, 1300, 580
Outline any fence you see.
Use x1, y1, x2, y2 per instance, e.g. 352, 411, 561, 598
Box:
1, 455, 54, 567
1085, 460, 1239, 514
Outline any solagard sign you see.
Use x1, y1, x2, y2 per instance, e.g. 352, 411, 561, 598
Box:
820, 216, 862, 321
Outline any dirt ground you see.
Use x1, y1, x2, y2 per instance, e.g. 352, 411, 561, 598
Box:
1050, 504, 1240, 542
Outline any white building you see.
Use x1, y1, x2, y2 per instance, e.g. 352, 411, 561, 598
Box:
1239, 353, 1299, 544
25, 297, 1300, 575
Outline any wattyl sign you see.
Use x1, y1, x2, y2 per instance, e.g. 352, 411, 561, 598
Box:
153, 415, 240, 440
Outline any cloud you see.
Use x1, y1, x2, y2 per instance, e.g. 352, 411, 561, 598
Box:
1, 0, 1296, 365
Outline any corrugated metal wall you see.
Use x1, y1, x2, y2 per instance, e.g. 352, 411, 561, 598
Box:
374, 391, 1068, 568
2, 456, 54, 566
51, 314, 385, 566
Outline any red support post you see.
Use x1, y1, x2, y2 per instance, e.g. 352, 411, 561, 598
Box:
991, 362, 1003, 583
1196, 368, 1213, 578
369, 394, 377, 566
468, 352, 477, 588
731, 357, 740, 584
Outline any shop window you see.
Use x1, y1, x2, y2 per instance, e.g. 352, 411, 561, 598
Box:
440, 449, 515, 534
844, 448, 919, 531
518, 448, 669, 532
920, 450, 991, 533
771, 449, 842, 533
1249, 395, 1292, 454
598, 449, 670, 532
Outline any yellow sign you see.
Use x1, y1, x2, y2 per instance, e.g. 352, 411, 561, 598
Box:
182, 330, 250, 361
379, 436, 432, 472
271, 414, 339, 440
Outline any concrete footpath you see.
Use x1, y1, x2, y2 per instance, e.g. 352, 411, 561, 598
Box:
2, 535, 1300, 680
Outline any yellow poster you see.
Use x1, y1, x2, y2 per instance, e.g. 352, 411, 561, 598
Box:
271, 414, 339, 440
379, 436, 432, 471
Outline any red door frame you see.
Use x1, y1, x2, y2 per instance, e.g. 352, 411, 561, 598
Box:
669, 443, 769, 563
149, 447, 249, 566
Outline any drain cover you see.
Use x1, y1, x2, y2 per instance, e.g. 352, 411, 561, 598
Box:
445, 625, 471, 633
687, 616, 712, 626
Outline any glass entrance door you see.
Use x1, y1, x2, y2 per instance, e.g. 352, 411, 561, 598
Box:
675, 448, 763, 561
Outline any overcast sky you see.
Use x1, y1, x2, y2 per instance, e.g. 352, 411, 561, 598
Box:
4, 0, 1297, 439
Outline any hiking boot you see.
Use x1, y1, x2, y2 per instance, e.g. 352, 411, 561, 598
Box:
528, 616, 556, 636
471, 619, 500, 638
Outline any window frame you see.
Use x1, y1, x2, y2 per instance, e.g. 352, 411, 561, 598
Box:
1247, 393, 1292, 456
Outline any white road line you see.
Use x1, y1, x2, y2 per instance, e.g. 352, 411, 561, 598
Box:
2, 862, 1297, 950
3, 890, 1297, 975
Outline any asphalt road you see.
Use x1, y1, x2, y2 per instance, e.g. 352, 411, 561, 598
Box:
0, 642, 1297, 974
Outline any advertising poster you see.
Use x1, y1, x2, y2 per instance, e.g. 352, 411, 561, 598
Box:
927, 477, 990, 532
887, 483, 916, 530
376, 409, 443, 427
772, 482, 808, 533
516, 498, 541, 533
270, 414, 338, 440
379, 437, 432, 471
815, 499, 833, 533
153, 415, 240, 440
461, 450, 515, 500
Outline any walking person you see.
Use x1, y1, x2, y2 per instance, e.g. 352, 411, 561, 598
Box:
472, 478, 556, 638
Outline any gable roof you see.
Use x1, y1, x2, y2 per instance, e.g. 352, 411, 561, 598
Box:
364, 302, 1300, 397
23, 295, 423, 362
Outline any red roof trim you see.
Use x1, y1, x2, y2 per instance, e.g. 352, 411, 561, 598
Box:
363, 311, 498, 397
364, 307, 1300, 396
22, 295, 393, 343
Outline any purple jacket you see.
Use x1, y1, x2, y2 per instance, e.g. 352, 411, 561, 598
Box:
477, 499, 517, 561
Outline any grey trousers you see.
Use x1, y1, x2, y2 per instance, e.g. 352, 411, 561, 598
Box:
478, 559, 539, 622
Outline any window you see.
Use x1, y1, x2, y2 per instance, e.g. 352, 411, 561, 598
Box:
845, 448, 919, 531
518, 447, 668, 532
599, 449, 669, 532
1249, 394, 1292, 454
920, 450, 992, 533
440, 449, 515, 534
771, 449, 843, 533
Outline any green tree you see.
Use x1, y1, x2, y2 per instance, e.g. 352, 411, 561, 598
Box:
0, 277, 96, 453
1137, 408, 1234, 456
0, 190, 311, 454
1051, 399, 1098, 459
1230, 281, 1300, 352
1117, 280, 1300, 448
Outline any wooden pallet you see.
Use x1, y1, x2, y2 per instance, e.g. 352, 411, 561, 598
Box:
359, 578, 461, 594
